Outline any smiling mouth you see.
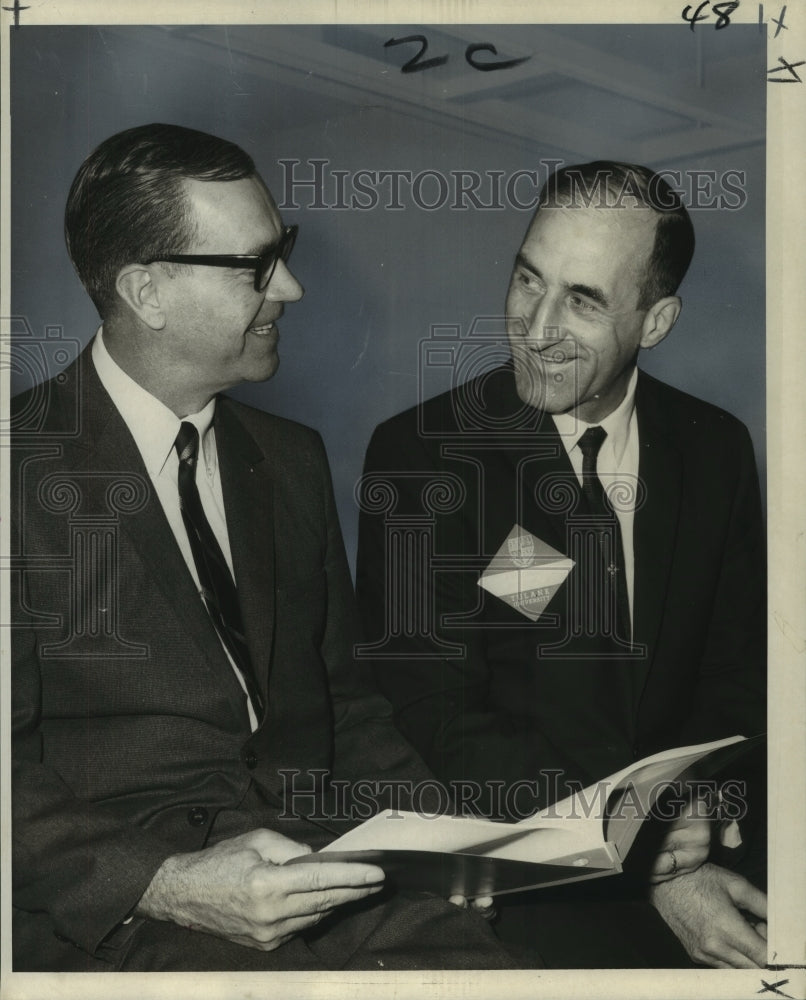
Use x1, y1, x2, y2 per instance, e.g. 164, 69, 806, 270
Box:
248, 321, 278, 337
528, 347, 575, 364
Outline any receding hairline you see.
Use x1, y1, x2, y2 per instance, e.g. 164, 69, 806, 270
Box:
526, 193, 684, 309
525, 199, 662, 259
516, 201, 669, 314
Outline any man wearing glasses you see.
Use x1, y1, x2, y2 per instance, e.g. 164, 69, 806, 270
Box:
10, 123, 517, 971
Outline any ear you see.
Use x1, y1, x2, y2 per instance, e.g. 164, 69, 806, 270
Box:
640, 296, 681, 350
115, 264, 166, 331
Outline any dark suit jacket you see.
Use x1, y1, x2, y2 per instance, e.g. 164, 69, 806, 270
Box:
356, 365, 766, 817
10, 345, 436, 970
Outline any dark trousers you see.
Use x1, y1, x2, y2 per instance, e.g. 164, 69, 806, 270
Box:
118, 889, 528, 972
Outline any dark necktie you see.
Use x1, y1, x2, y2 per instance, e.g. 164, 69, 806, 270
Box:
577, 426, 632, 644
175, 422, 264, 719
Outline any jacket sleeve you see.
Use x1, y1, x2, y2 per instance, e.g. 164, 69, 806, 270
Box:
355, 421, 592, 820
676, 421, 766, 744
11, 560, 174, 959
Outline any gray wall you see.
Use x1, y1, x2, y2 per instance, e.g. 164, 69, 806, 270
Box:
10, 25, 766, 570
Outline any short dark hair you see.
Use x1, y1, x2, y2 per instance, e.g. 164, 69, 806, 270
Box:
538, 161, 695, 310
65, 123, 256, 315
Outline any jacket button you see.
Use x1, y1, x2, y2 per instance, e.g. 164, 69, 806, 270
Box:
243, 751, 258, 769
187, 806, 209, 827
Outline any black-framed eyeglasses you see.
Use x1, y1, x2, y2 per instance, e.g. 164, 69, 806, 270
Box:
146, 224, 298, 292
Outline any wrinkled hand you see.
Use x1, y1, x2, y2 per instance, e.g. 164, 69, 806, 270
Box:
650, 806, 712, 883
649, 862, 767, 968
136, 828, 385, 952
448, 894, 497, 921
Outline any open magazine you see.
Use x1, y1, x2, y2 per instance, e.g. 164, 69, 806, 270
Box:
285, 734, 762, 898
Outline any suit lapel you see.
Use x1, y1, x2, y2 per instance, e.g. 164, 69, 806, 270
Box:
215, 400, 276, 721
632, 372, 683, 668
516, 409, 579, 556
477, 367, 578, 556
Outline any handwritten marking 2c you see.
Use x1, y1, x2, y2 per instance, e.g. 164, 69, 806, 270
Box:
385, 35, 531, 75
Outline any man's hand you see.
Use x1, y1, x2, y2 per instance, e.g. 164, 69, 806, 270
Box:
448, 894, 497, 921
136, 828, 385, 952
650, 807, 711, 883
649, 862, 767, 968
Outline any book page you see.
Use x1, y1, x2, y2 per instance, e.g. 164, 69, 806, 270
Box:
526, 733, 746, 823
320, 809, 604, 864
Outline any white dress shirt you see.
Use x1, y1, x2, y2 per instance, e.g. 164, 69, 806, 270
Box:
551, 366, 639, 629
92, 329, 259, 731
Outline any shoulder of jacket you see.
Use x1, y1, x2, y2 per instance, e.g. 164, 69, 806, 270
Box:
373, 365, 513, 440
637, 370, 750, 441
220, 395, 324, 451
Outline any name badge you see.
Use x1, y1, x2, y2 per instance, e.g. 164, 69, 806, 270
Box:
478, 524, 574, 622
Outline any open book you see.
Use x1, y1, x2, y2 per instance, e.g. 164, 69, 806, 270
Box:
286, 734, 762, 898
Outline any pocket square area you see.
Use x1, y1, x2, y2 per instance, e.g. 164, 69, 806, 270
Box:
478, 525, 574, 622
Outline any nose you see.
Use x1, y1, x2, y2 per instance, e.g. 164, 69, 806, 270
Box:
265, 259, 304, 303
523, 294, 563, 347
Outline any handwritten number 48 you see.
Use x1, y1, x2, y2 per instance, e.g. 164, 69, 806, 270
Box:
384, 35, 531, 74
682, 1, 741, 29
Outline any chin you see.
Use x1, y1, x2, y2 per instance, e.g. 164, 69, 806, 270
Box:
513, 364, 550, 410
515, 373, 582, 415
245, 355, 280, 384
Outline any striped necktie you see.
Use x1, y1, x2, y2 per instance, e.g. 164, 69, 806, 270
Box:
175, 422, 264, 719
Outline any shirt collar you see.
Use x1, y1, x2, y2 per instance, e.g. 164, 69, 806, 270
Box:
92, 327, 217, 476
551, 366, 638, 466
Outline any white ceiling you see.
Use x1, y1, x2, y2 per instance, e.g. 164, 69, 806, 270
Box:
121, 22, 766, 165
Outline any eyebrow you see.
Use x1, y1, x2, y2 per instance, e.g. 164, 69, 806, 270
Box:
243, 238, 277, 257
514, 253, 611, 310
